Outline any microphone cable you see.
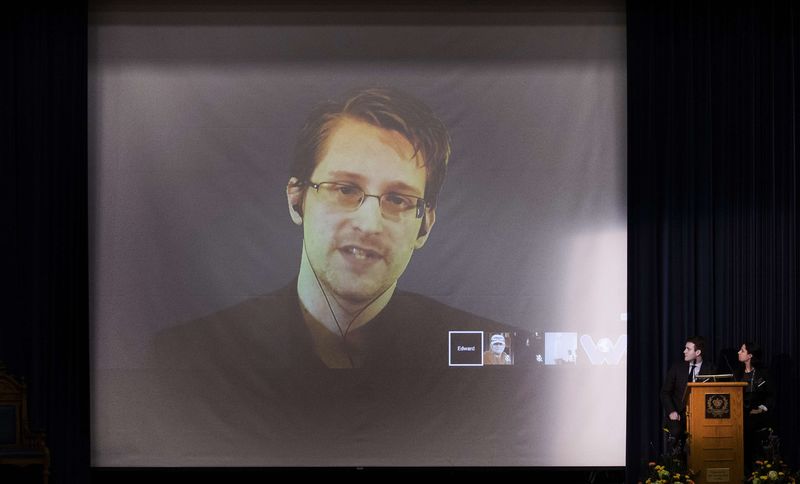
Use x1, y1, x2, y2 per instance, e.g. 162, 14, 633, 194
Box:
302, 237, 395, 367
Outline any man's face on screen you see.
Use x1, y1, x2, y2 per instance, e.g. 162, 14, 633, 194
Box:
298, 117, 434, 305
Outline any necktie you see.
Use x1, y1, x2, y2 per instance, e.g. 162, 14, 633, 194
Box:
688, 364, 696, 382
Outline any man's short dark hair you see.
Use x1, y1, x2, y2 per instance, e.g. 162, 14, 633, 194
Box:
687, 335, 706, 355
290, 87, 451, 208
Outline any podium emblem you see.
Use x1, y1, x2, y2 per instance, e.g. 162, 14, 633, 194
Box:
705, 393, 730, 418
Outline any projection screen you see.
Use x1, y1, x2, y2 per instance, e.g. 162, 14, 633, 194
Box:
90, 5, 626, 467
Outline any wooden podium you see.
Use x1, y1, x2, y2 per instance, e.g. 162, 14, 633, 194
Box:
685, 382, 747, 484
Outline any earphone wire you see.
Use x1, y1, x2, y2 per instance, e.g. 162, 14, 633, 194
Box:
302, 237, 394, 368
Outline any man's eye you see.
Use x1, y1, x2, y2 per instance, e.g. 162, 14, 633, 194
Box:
385, 194, 412, 207
337, 185, 359, 196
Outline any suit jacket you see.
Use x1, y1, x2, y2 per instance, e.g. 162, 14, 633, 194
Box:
660, 360, 717, 415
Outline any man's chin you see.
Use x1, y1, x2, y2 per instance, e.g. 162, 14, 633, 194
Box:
329, 281, 392, 308
333, 289, 382, 306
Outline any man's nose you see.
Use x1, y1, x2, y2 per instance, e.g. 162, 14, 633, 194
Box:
352, 195, 384, 232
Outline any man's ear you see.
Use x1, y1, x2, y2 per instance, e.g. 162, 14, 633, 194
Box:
414, 207, 436, 249
286, 177, 305, 226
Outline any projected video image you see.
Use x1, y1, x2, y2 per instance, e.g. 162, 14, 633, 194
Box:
90, 7, 626, 468
156, 87, 530, 370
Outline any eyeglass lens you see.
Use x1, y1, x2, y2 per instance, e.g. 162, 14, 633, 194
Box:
313, 182, 423, 218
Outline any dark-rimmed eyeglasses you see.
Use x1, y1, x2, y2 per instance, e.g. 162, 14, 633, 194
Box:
304, 181, 427, 219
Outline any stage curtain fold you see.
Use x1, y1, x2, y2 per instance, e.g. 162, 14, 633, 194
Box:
3, 7, 89, 484
627, 1, 799, 481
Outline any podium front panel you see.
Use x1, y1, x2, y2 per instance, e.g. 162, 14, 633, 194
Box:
686, 382, 747, 484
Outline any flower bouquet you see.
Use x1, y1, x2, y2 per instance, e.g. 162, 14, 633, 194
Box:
643, 461, 696, 484
747, 459, 796, 483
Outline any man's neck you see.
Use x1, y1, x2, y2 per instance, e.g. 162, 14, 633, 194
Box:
296, 250, 396, 335
691, 357, 703, 365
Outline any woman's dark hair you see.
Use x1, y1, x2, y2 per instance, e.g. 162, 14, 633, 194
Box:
742, 341, 763, 367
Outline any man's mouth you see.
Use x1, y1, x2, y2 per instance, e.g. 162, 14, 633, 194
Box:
340, 245, 383, 261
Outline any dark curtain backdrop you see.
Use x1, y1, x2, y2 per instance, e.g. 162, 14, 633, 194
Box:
3, 2, 799, 484
2, 5, 89, 484
627, 0, 799, 482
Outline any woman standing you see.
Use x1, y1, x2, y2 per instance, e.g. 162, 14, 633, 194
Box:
735, 342, 776, 466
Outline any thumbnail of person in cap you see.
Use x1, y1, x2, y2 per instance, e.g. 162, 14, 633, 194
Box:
484, 333, 512, 365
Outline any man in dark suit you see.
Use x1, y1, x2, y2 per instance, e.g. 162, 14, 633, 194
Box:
660, 335, 716, 447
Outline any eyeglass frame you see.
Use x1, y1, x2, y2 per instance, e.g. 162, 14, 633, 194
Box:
301, 180, 429, 219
